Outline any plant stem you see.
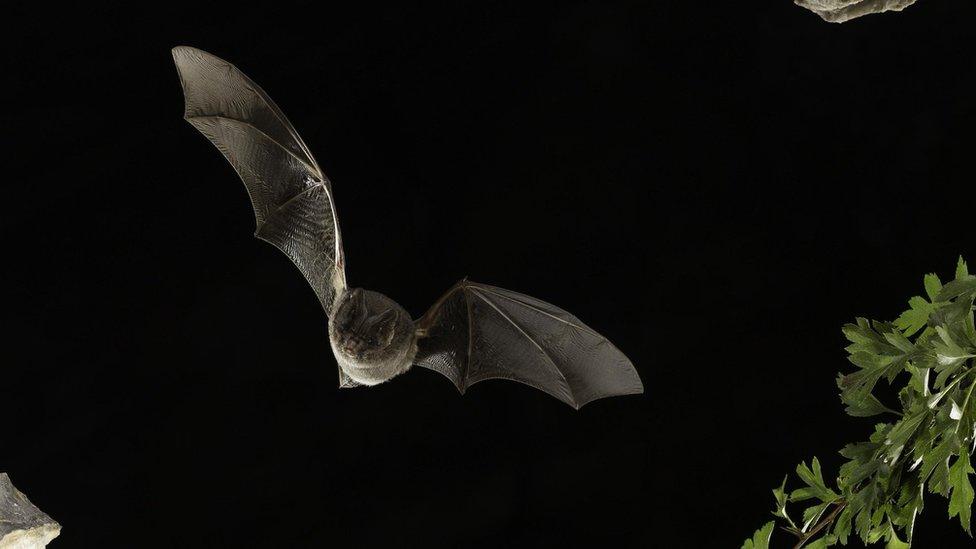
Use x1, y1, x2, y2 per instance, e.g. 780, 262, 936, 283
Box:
955, 378, 976, 435
793, 501, 847, 549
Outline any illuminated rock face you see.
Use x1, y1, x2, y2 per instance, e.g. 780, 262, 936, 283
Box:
0, 474, 60, 549
795, 0, 918, 23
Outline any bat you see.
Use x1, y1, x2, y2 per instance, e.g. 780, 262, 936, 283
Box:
171, 46, 643, 409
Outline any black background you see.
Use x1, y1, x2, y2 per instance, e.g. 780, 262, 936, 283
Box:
4, 2, 975, 547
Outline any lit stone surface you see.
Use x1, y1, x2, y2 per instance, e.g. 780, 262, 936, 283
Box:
795, 0, 918, 23
0, 474, 60, 549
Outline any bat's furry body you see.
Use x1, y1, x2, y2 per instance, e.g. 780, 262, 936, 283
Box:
172, 46, 643, 409
328, 288, 417, 386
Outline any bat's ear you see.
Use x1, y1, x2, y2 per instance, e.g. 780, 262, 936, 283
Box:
371, 309, 399, 346
343, 288, 367, 321
346, 287, 363, 302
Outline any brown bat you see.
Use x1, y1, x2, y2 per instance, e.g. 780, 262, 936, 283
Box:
172, 46, 643, 409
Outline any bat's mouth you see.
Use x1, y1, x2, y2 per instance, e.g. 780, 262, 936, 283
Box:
339, 334, 385, 361
342, 344, 368, 360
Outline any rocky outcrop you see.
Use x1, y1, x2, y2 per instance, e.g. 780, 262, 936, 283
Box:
795, 0, 918, 23
0, 474, 60, 549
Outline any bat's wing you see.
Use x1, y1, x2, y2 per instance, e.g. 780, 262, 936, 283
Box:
414, 280, 643, 409
172, 46, 347, 315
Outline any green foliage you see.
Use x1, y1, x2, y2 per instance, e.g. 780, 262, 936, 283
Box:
744, 258, 976, 547
742, 521, 775, 549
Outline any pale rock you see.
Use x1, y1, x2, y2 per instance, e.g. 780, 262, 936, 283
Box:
795, 0, 918, 23
0, 474, 60, 549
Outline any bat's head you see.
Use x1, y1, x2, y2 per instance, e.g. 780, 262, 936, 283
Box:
328, 288, 417, 385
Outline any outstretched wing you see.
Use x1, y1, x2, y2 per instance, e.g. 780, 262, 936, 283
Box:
172, 46, 347, 314
414, 280, 643, 409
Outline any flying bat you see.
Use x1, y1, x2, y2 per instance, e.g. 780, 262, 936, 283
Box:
171, 46, 643, 409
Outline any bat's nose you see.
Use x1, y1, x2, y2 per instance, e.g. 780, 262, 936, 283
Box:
342, 337, 364, 358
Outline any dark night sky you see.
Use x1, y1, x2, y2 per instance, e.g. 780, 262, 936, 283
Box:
4, 2, 975, 547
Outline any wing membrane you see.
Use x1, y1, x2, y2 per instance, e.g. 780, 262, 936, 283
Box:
173, 46, 346, 313
415, 281, 643, 409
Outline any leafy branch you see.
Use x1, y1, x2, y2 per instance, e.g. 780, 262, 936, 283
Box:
743, 258, 976, 548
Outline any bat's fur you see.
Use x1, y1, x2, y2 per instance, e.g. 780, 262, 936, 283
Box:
328, 288, 417, 385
